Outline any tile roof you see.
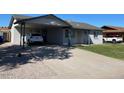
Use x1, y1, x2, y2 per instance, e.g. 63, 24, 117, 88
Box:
102, 25, 124, 33
0, 27, 10, 32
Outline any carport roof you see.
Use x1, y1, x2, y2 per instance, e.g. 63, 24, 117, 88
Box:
12, 14, 32, 20
9, 14, 32, 28
14, 14, 71, 27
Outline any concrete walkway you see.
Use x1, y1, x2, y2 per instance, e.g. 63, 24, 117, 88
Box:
0, 43, 124, 79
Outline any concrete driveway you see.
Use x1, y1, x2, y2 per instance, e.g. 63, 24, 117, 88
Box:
0, 43, 124, 79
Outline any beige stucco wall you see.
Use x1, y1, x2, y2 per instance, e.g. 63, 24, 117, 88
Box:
62, 29, 103, 45
47, 27, 63, 45
11, 19, 21, 45
89, 30, 103, 44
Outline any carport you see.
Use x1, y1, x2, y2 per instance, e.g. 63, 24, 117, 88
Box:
14, 14, 71, 48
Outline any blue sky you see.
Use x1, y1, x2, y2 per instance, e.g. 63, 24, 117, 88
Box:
0, 14, 124, 27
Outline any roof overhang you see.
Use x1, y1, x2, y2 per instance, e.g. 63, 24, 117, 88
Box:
14, 14, 72, 28
103, 30, 124, 33
71, 27, 103, 31
0, 27, 10, 32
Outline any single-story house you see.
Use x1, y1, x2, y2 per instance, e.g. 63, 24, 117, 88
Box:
9, 14, 103, 47
0, 27, 11, 42
102, 25, 124, 41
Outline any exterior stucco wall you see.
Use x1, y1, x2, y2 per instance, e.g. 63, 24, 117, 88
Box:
74, 29, 103, 44
89, 30, 103, 44
63, 29, 89, 45
10, 19, 21, 45
63, 29, 103, 45
62, 29, 71, 45
74, 29, 88, 44
47, 28, 63, 45
62, 29, 81, 45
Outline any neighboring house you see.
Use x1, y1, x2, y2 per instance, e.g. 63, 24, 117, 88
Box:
102, 25, 124, 41
0, 27, 11, 42
9, 14, 103, 46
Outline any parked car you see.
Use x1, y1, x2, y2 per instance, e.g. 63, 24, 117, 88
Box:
103, 37, 123, 43
26, 34, 43, 44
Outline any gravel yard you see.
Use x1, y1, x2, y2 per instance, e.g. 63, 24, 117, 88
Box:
0, 43, 124, 79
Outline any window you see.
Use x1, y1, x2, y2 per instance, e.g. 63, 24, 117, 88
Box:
94, 31, 98, 38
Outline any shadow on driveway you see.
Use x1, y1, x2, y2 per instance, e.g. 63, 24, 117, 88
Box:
0, 44, 73, 71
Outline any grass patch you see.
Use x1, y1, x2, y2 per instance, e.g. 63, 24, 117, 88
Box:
78, 44, 124, 60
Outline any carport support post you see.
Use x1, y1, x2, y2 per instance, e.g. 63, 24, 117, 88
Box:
68, 29, 71, 47
20, 23, 22, 46
22, 22, 26, 49
87, 30, 91, 45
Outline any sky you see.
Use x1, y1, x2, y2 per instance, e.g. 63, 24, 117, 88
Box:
1, 14, 124, 27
